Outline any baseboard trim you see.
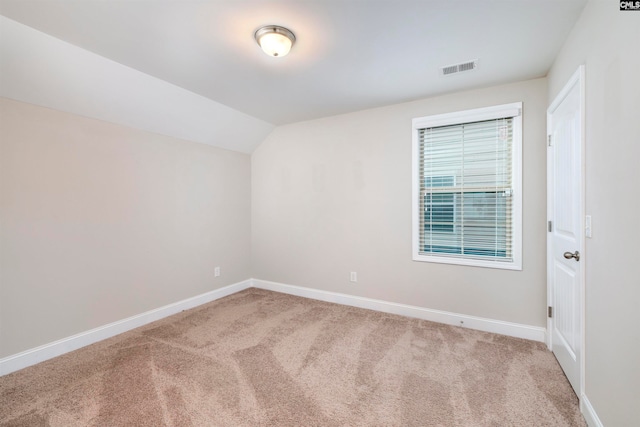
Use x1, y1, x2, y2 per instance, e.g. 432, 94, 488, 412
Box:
0, 280, 252, 376
251, 279, 546, 342
581, 393, 603, 427
1, 277, 547, 376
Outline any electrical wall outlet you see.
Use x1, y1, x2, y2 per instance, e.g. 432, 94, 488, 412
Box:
214, 266, 221, 277
350, 272, 357, 283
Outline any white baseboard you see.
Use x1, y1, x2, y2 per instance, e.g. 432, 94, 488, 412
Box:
1, 277, 547, 376
0, 280, 252, 376
581, 393, 603, 427
251, 279, 546, 343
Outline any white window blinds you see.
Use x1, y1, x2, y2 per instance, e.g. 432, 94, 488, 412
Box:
412, 103, 522, 269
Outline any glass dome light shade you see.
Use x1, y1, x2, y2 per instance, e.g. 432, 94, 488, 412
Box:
255, 26, 296, 57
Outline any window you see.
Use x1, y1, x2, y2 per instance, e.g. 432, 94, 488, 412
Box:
412, 103, 522, 270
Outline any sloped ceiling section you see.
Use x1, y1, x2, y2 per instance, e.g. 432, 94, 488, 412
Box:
0, 16, 274, 153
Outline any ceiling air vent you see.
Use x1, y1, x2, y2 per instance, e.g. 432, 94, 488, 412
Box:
440, 59, 478, 76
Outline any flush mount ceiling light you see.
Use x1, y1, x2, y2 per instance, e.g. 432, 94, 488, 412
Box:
254, 25, 296, 57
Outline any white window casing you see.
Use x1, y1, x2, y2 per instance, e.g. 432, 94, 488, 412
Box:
412, 103, 523, 270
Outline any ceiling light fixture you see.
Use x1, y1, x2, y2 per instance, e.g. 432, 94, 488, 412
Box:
254, 25, 296, 58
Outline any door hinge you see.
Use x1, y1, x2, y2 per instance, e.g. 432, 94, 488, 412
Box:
548, 220, 553, 232
548, 306, 553, 318
547, 135, 552, 146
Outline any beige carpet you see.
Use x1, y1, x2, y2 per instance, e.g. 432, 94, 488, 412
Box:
1, 288, 585, 426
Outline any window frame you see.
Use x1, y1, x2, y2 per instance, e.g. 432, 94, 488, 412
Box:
411, 103, 523, 270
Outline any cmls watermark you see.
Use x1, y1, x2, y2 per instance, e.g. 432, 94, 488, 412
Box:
620, 1, 640, 10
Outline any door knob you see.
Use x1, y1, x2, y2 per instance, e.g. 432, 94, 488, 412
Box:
563, 251, 580, 261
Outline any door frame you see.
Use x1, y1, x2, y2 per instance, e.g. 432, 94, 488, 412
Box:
546, 65, 586, 400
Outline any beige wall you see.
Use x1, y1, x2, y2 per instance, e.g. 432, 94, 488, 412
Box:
548, 1, 640, 425
252, 78, 548, 327
0, 98, 251, 357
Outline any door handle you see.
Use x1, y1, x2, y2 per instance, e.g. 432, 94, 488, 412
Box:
563, 251, 580, 261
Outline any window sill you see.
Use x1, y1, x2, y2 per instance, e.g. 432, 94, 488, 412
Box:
412, 253, 522, 271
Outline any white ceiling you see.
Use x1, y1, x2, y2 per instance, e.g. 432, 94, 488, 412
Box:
0, 0, 586, 152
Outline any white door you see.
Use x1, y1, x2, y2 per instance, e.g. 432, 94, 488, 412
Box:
547, 66, 585, 397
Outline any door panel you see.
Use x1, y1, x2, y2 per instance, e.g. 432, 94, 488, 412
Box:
554, 260, 578, 358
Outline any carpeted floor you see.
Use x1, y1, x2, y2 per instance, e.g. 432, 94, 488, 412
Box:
1, 288, 585, 426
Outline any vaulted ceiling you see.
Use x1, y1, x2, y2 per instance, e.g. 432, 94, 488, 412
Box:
0, 0, 587, 152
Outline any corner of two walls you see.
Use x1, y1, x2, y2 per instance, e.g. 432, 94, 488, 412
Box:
546, 2, 640, 425
1, 77, 550, 361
